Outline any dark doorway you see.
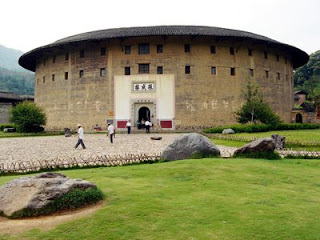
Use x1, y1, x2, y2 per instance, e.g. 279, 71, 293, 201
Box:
138, 107, 150, 129
296, 113, 303, 123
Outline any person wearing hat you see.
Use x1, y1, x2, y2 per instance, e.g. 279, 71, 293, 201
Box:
107, 122, 115, 143
74, 123, 86, 149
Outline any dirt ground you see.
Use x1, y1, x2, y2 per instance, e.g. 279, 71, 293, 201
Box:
0, 201, 105, 235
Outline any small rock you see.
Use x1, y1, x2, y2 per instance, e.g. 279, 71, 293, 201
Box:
271, 134, 285, 150
222, 128, 235, 134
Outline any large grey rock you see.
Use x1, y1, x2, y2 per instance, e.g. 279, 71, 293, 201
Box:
161, 133, 220, 161
222, 128, 235, 134
271, 134, 285, 150
0, 172, 96, 218
234, 137, 276, 155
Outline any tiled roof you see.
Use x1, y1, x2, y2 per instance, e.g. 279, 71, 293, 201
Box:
54, 25, 280, 44
19, 25, 309, 71
0, 91, 22, 101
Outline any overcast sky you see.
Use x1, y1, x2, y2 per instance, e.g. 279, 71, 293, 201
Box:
1, 0, 319, 54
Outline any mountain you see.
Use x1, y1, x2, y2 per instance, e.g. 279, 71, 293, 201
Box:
0, 44, 27, 72
0, 44, 34, 95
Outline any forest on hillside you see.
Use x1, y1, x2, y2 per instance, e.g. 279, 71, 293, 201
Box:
0, 67, 34, 95
294, 50, 320, 104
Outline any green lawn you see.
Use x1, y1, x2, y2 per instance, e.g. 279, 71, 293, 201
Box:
210, 129, 320, 150
235, 129, 320, 142
0, 132, 64, 138
1, 159, 320, 240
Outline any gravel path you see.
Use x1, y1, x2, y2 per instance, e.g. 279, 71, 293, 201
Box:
0, 134, 235, 164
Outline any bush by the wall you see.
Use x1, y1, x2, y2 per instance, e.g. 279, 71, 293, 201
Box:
204, 123, 320, 134
10, 101, 46, 133
0, 124, 15, 131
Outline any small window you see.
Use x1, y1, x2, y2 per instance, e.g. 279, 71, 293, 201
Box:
184, 44, 190, 53
185, 66, 190, 74
65, 72, 68, 80
264, 51, 268, 59
125, 67, 131, 75
157, 66, 163, 74
52, 74, 55, 81
211, 67, 216, 75
249, 69, 254, 77
100, 68, 106, 77
52, 56, 56, 63
65, 53, 69, 61
100, 47, 106, 56
138, 44, 150, 54
80, 50, 85, 58
139, 64, 150, 74
265, 70, 269, 79
210, 45, 216, 54
79, 70, 84, 78
230, 47, 235, 55
157, 44, 163, 53
43, 76, 46, 83
125, 46, 131, 54
286, 74, 288, 81
248, 49, 253, 56
277, 72, 281, 80
276, 55, 280, 62
230, 68, 235, 76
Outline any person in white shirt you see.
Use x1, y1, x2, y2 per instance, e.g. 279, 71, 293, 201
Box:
74, 123, 86, 149
126, 120, 131, 134
145, 120, 151, 133
107, 123, 115, 143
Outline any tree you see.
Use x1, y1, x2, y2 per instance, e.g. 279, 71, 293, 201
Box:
236, 81, 281, 125
10, 101, 46, 132
294, 50, 320, 100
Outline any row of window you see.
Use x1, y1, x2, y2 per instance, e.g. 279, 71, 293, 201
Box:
42, 45, 289, 66
40, 68, 106, 83
40, 65, 291, 84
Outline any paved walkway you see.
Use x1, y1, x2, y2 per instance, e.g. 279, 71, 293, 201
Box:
0, 133, 235, 164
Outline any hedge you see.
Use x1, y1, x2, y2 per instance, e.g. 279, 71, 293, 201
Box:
204, 123, 320, 134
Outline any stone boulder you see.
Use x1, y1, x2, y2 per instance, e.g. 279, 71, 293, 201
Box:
161, 133, 220, 161
271, 134, 285, 150
222, 128, 235, 134
0, 172, 97, 218
233, 137, 275, 156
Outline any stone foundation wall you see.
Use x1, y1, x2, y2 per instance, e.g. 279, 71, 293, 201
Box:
0, 103, 12, 124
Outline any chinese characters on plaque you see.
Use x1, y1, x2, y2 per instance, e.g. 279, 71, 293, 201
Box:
133, 83, 155, 92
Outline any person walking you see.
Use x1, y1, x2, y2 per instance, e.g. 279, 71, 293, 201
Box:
145, 119, 151, 133
126, 120, 131, 134
107, 123, 115, 143
74, 123, 86, 149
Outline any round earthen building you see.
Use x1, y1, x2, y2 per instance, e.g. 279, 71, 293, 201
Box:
19, 26, 309, 130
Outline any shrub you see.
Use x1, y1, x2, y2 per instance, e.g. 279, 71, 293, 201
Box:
10, 101, 46, 133
8, 188, 104, 219
0, 124, 15, 131
233, 151, 282, 160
